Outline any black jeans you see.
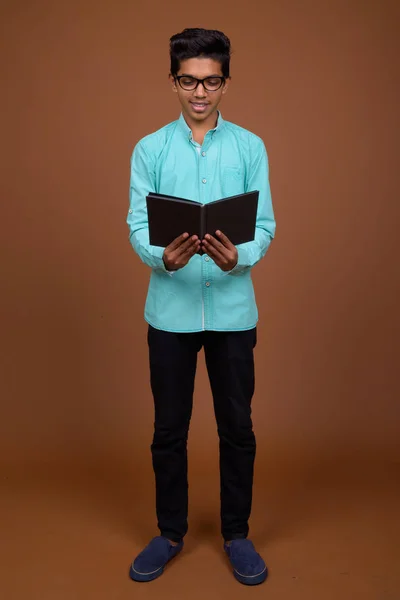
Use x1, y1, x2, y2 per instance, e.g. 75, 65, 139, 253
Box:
147, 324, 257, 543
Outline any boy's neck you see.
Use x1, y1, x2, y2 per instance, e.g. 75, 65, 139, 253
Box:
183, 111, 219, 146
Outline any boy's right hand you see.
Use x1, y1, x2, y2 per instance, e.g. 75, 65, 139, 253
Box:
163, 233, 200, 271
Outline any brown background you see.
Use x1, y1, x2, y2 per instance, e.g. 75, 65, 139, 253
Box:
1, 1, 399, 599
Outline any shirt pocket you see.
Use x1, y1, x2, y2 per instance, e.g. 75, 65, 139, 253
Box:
221, 165, 245, 196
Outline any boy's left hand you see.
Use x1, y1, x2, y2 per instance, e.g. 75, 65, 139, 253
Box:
201, 230, 238, 272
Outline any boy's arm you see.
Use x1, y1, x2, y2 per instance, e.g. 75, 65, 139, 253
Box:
127, 142, 171, 273
228, 138, 276, 275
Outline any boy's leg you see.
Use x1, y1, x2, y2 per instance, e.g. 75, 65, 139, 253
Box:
204, 328, 257, 542
148, 325, 202, 543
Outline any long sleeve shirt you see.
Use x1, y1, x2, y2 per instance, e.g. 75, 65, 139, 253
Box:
127, 112, 276, 333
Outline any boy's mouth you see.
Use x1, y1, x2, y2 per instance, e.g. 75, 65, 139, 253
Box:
190, 102, 209, 112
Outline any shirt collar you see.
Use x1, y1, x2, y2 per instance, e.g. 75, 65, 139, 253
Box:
178, 111, 225, 141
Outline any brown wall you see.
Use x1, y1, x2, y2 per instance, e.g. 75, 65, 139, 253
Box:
1, 0, 399, 470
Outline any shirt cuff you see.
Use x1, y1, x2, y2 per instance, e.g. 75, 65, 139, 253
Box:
225, 246, 250, 275
161, 256, 175, 276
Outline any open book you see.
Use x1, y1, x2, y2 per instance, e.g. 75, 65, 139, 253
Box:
146, 190, 259, 254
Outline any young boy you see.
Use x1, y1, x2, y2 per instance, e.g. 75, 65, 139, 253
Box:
127, 28, 276, 585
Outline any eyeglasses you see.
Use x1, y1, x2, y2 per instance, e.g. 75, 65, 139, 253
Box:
175, 75, 225, 92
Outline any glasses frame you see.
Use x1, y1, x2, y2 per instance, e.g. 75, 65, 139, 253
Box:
175, 75, 226, 92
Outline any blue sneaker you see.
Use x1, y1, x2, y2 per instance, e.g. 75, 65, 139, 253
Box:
224, 539, 268, 585
129, 536, 184, 582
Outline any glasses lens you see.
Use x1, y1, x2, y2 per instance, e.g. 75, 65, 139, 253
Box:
204, 77, 223, 91
179, 77, 197, 90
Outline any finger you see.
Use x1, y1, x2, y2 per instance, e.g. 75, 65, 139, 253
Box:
202, 239, 226, 264
167, 232, 190, 251
215, 230, 235, 249
175, 235, 199, 256
181, 240, 201, 261
204, 234, 228, 255
171, 235, 197, 258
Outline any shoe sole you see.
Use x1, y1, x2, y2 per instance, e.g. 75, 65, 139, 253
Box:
129, 546, 182, 582
129, 564, 164, 582
233, 565, 268, 586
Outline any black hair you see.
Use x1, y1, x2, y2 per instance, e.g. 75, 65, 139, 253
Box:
169, 28, 231, 78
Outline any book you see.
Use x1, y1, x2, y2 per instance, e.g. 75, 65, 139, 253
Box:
146, 190, 259, 254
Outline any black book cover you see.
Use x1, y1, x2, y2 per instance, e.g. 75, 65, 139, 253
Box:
146, 190, 259, 255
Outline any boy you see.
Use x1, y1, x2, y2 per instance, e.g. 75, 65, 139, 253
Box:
127, 28, 276, 585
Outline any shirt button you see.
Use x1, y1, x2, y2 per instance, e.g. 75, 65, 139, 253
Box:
202, 178, 207, 184
202, 151, 206, 157
205, 256, 210, 261
128, 209, 133, 213
205, 281, 210, 287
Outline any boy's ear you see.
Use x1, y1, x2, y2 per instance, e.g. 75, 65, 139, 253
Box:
222, 77, 231, 95
169, 74, 177, 92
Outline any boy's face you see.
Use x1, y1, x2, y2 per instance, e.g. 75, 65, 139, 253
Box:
170, 57, 229, 123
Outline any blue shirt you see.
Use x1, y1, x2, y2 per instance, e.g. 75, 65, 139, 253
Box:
127, 112, 276, 333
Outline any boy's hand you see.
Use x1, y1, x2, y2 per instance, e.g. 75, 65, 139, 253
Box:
201, 230, 238, 271
163, 233, 200, 271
